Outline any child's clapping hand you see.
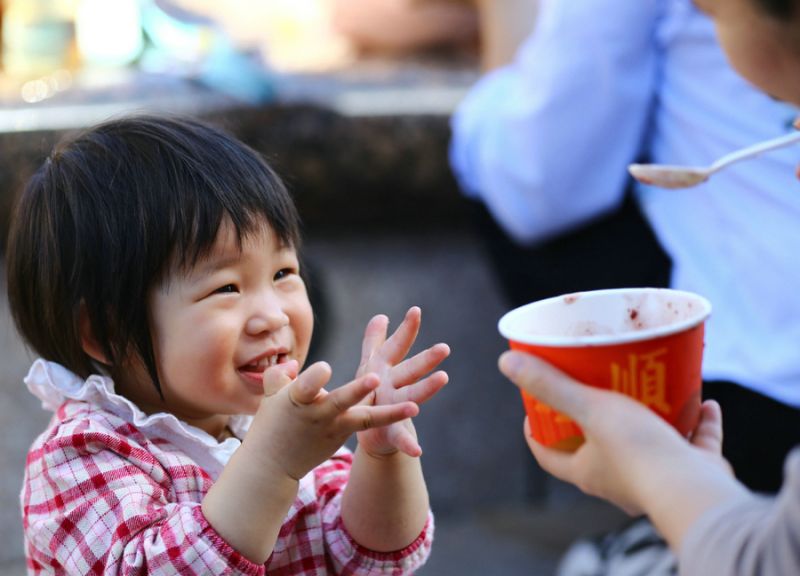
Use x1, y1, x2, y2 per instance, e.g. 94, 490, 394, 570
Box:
252, 358, 420, 481
354, 307, 450, 458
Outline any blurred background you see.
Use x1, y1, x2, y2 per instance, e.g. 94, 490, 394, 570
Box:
0, 1, 625, 573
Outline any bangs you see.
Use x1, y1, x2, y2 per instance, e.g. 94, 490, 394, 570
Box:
105, 117, 301, 283
162, 142, 301, 278
7, 115, 301, 394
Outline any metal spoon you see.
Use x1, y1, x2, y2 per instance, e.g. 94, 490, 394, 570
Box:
628, 131, 800, 189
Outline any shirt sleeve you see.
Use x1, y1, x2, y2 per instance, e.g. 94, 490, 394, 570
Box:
315, 450, 434, 575
449, 0, 661, 243
23, 417, 265, 575
679, 449, 800, 576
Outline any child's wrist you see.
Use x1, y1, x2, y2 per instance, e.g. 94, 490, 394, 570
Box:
235, 436, 304, 485
356, 443, 405, 463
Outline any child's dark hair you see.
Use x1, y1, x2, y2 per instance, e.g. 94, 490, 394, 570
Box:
6, 115, 301, 396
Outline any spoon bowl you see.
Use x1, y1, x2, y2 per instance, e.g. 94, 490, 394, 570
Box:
628, 164, 710, 189
629, 131, 800, 189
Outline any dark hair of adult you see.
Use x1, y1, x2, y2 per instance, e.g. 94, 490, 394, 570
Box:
757, 0, 796, 18
6, 115, 301, 397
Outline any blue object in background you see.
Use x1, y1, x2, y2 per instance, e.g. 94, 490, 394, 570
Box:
141, 0, 275, 104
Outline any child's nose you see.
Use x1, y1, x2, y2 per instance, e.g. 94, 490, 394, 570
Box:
245, 293, 290, 335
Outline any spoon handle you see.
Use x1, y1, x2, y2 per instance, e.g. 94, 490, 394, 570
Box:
710, 131, 800, 172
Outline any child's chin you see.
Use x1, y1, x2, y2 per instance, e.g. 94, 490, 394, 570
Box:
238, 400, 261, 416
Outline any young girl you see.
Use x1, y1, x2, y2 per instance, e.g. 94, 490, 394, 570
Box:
8, 115, 450, 574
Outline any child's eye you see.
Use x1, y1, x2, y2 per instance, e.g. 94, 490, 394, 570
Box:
274, 268, 296, 281
214, 284, 239, 294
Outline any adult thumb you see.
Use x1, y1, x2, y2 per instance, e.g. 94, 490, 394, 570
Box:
498, 350, 593, 425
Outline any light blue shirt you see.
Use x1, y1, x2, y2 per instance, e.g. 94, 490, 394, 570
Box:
451, 0, 800, 407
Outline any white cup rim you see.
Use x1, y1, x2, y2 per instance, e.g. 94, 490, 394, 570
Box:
498, 287, 712, 347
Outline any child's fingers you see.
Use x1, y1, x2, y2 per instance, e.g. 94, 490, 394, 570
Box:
326, 373, 381, 412
263, 360, 299, 396
388, 424, 423, 457
397, 371, 448, 405
288, 361, 332, 405
345, 402, 419, 432
390, 343, 450, 388
380, 307, 422, 365
357, 315, 389, 376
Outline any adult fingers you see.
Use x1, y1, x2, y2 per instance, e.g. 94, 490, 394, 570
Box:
289, 361, 333, 405
690, 399, 724, 454
499, 351, 596, 426
522, 418, 577, 485
390, 343, 450, 388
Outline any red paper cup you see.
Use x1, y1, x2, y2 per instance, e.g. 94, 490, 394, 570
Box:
498, 288, 712, 451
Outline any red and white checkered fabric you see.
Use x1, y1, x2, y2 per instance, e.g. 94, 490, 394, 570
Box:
22, 399, 433, 575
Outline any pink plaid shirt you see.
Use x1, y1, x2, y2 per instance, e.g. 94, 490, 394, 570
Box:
21, 360, 433, 575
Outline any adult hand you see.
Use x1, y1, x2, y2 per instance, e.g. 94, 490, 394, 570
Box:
498, 350, 732, 516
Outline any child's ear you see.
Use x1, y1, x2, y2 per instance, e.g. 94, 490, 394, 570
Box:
78, 302, 109, 364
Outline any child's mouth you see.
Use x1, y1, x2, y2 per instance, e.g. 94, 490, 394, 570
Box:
241, 353, 288, 371
239, 353, 289, 388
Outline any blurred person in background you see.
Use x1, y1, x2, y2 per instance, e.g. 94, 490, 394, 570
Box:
154, 0, 479, 71
329, 0, 478, 55
451, 0, 800, 573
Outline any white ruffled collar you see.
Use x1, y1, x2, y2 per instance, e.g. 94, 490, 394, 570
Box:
25, 358, 252, 477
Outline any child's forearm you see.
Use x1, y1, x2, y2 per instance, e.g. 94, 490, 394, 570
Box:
341, 445, 430, 552
202, 442, 299, 564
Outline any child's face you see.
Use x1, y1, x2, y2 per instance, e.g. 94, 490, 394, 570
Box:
122, 219, 313, 435
694, 0, 800, 106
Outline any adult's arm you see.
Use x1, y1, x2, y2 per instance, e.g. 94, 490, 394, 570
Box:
679, 449, 800, 576
450, 0, 661, 243
474, 0, 540, 70
500, 351, 800, 576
